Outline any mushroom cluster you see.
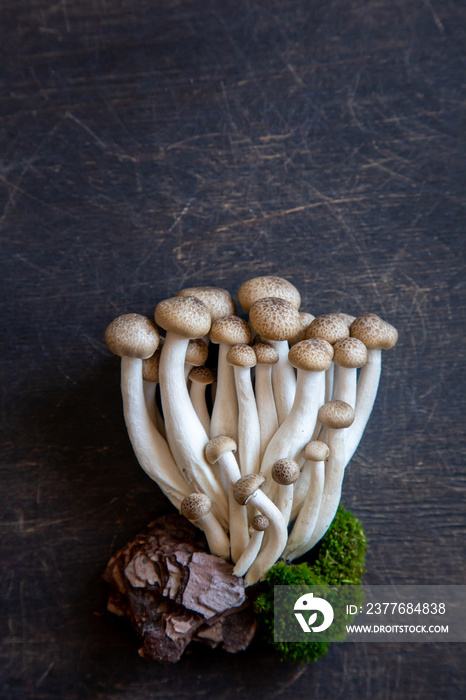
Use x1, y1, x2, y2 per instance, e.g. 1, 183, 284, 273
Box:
105, 277, 398, 586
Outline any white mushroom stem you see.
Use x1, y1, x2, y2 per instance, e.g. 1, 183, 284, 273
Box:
142, 379, 166, 437
274, 482, 295, 527
196, 511, 230, 559
159, 333, 229, 526
205, 439, 250, 564
189, 382, 210, 435
260, 370, 324, 485
290, 457, 311, 521
298, 432, 345, 552
189, 380, 211, 435
284, 459, 325, 560
233, 365, 261, 476
298, 427, 349, 554
332, 364, 357, 407
311, 373, 327, 443
269, 340, 296, 425
143, 379, 157, 424
195, 513, 230, 559
325, 363, 334, 403
243, 492, 287, 586
255, 363, 279, 462
233, 515, 268, 577
181, 495, 231, 559
120, 356, 190, 509
344, 348, 381, 465
210, 343, 239, 441
233, 531, 265, 577
344, 312, 398, 465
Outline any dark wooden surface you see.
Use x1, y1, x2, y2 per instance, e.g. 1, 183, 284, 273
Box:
1, 1, 465, 698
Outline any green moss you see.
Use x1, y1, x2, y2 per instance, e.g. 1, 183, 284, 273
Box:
253, 504, 367, 664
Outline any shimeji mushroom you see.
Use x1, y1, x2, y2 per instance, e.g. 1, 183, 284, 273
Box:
205, 436, 249, 563
259, 338, 333, 495
177, 286, 236, 322
345, 313, 398, 464
154, 296, 228, 525
238, 276, 302, 312
239, 277, 301, 425
306, 313, 350, 345
177, 285, 237, 351
284, 440, 329, 559
332, 337, 368, 407
233, 474, 288, 585
271, 458, 300, 525
180, 493, 230, 559
295, 400, 355, 556
178, 285, 238, 432
107, 284, 398, 586
333, 312, 356, 329
209, 315, 252, 442
249, 297, 302, 426
288, 311, 315, 346
226, 344, 261, 476
105, 313, 190, 509
252, 340, 279, 462
184, 338, 209, 381
189, 366, 215, 435
232, 513, 269, 578
306, 313, 350, 406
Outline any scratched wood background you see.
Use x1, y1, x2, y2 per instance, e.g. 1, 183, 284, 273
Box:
1, 0, 465, 698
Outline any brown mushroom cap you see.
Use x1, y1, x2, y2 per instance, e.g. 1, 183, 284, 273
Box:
350, 313, 398, 350
318, 400, 355, 429
288, 311, 316, 346
226, 343, 256, 368
253, 340, 280, 365
180, 493, 213, 520
142, 345, 162, 382
154, 296, 211, 339
205, 435, 237, 464
209, 315, 252, 346
333, 312, 357, 328
333, 337, 368, 369
105, 313, 160, 360
189, 365, 214, 385
271, 458, 300, 486
251, 513, 269, 531
185, 338, 209, 366
306, 314, 350, 345
249, 297, 301, 341
303, 440, 330, 462
233, 474, 265, 505
288, 338, 334, 372
177, 286, 236, 320
238, 276, 301, 312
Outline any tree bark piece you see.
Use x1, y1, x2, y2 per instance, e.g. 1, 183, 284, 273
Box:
103, 514, 257, 663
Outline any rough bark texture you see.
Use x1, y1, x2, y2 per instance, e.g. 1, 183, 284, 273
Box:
103, 514, 257, 663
